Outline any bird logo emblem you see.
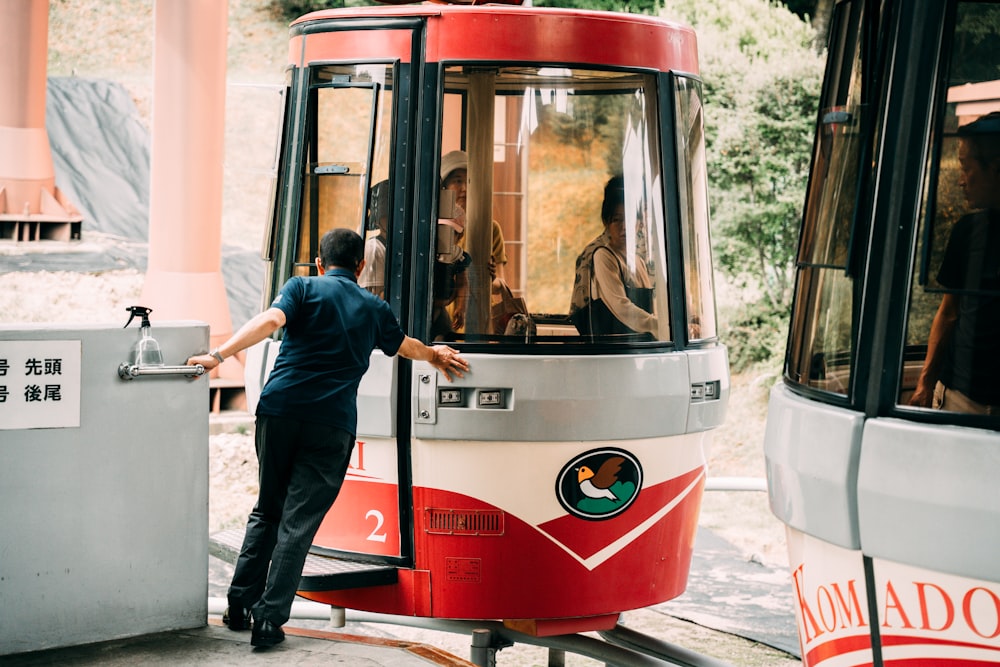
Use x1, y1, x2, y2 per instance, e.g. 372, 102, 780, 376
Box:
577, 457, 624, 501
556, 449, 642, 520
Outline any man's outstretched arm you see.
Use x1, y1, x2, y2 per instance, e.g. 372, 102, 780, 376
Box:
397, 336, 469, 382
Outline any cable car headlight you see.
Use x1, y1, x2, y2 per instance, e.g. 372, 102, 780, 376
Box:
439, 388, 463, 405
690, 380, 721, 402
477, 389, 504, 409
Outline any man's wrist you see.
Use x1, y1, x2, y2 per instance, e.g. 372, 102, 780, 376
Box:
210, 348, 225, 363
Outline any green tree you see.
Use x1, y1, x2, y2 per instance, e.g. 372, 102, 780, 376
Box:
712, 72, 817, 309
662, 0, 823, 369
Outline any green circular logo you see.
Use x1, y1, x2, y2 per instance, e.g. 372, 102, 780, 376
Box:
556, 448, 642, 520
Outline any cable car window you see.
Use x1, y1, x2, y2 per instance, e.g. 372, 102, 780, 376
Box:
674, 76, 717, 341
294, 65, 395, 278
900, 1, 1000, 416
785, 0, 864, 395
435, 66, 672, 344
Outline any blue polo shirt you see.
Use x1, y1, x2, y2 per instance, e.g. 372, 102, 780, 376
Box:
256, 269, 406, 434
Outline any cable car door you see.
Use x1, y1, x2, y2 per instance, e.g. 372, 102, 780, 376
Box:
251, 20, 424, 565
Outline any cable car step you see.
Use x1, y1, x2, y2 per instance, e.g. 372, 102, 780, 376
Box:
210, 528, 398, 592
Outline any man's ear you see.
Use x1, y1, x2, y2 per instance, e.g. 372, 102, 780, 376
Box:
355, 258, 366, 278
315, 257, 326, 275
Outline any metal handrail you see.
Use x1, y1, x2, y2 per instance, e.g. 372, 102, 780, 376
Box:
704, 477, 768, 492
117, 363, 205, 380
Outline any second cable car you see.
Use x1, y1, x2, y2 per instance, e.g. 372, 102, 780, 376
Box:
764, 0, 1000, 664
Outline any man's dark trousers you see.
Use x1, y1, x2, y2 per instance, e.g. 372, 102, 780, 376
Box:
228, 415, 355, 626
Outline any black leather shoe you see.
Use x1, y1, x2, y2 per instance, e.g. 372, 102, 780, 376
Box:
222, 604, 250, 631
251, 619, 285, 648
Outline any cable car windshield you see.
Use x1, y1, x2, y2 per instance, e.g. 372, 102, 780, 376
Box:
280, 60, 716, 349
437, 65, 674, 344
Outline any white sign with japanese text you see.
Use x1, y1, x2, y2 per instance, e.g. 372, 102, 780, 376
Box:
0, 340, 82, 430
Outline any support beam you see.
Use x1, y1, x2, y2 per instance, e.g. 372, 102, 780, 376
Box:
0, 0, 82, 241
141, 0, 242, 382
465, 71, 496, 336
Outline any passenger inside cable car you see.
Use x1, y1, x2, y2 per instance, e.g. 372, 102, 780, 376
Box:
442, 150, 508, 285
896, 1, 1000, 417
360, 179, 390, 300
908, 111, 1000, 414
568, 175, 657, 338
439, 149, 508, 335
432, 208, 471, 341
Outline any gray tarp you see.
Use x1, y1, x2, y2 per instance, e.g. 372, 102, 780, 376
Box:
47, 77, 150, 241
2, 77, 263, 328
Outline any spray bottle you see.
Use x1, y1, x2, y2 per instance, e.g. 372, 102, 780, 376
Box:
124, 306, 164, 367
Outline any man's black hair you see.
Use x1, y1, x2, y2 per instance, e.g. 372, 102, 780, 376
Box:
320, 228, 364, 272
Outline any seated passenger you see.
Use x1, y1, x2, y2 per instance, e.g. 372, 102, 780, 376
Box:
359, 179, 390, 299
431, 207, 471, 341
569, 175, 657, 337
441, 150, 509, 286
441, 149, 518, 335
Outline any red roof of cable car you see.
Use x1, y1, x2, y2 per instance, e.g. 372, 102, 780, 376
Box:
289, 4, 699, 74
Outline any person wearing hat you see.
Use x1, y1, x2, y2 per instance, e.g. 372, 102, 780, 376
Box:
440, 150, 511, 336
440, 150, 509, 284
432, 154, 472, 340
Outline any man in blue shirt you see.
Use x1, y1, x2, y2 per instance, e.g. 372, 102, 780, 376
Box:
187, 228, 468, 648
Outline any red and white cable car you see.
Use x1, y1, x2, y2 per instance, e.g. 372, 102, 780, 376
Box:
230, 0, 728, 648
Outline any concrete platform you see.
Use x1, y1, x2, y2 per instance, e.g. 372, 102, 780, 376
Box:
3, 619, 476, 666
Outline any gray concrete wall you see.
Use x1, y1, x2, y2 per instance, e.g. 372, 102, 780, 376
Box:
0, 322, 210, 656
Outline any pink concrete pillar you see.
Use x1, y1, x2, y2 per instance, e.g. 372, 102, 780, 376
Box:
0, 0, 81, 240
141, 0, 241, 381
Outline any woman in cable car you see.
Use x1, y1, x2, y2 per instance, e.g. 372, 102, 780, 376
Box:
569, 175, 658, 338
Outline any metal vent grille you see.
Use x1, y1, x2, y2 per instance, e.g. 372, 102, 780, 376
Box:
424, 508, 504, 536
